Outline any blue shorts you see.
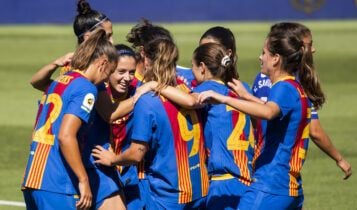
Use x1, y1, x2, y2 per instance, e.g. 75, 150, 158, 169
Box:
87, 166, 122, 209
147, 196, 206, 210
206, 178, 248, 210
238, 188, 304, 210
23, 189, 79, 210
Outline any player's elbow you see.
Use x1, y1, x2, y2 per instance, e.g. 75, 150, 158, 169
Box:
58, 132, 72, 146
30, 79, 42, 90
263, 109, 277, 120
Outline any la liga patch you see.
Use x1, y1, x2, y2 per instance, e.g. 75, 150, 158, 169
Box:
81, 93, 95, 113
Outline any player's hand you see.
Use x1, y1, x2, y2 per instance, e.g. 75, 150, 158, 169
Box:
53, 52, 74, 67
76, 179, 92, 210
337, 158, 352, 180
198, 90, 227, 104
92, 145, 116, 167
228, 78, 249, 99
134, 81, 157, 103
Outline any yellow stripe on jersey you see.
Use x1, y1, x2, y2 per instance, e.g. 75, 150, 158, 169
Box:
177, 146, 192, 203
199, 145, 209, 196
25, 143, 51, 189
210, 173, 235, 181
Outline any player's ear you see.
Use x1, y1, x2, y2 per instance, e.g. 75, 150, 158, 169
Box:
95, 56, 109, 72
199, 62, 207, 75
272, 54, 281, 67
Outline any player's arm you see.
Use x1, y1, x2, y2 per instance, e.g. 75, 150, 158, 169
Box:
92, 141, 148, 166
95, 82, 152, 123
198, 90, 280, 120
58, 113, 92, 209
310, 118, 352, 180
141, 81, 199, 109
160, 86, 200, 109
228, 78, 265, 104
30, 52, 73, 91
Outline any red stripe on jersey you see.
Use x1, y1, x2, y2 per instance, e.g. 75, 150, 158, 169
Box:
285, 79, 310, 197
252, 119, 264, 171
161, 94, 205, 203
24, 143, 51, 189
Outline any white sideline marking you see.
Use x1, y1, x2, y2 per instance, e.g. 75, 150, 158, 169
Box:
0, 200, 26, 207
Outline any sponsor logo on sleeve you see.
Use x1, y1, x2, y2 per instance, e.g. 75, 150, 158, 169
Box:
81, 93, 95, 113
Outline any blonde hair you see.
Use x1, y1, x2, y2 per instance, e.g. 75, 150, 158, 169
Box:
143, 39, 178, 93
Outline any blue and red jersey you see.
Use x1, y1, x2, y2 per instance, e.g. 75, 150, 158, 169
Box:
252, 72, 318, 119
251, 76, 312, 197
106, 77, 146, 185
22, 70, 97, 195
131, 83, 209, 204
176, 65, 197, 89
193, 80, 254, 185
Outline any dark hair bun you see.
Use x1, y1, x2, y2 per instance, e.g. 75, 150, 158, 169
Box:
77, 0, 92, 15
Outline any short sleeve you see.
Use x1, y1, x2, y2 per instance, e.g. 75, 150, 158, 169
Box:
131, 94, 156, 143
311, 106, 319, 119
268, 82, 298, 118
192, 82, 210, 93
65, 79, 97, 123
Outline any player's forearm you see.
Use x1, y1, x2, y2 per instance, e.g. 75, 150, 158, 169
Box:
310, 133, 343, 162
241, 92, 265, 104
224, 96, 278, 120
96, 91, 134, 123
112, 142, 147, 166
160, 86, 198, 109
30, 62, 57, 91
310, 120, 343, 162
59, 135, 89, 182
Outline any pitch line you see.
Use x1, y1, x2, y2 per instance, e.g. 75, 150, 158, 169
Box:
0, 200, 25, 207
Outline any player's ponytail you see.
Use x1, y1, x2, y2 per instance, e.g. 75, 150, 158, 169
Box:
71, 29, 117, 71
193, 43, 235, 84
298, 45, 326, 109
73, 0, 109, 44
143, 38, 178, 93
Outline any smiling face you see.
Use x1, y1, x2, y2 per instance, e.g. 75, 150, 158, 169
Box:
108, 56, 136, 95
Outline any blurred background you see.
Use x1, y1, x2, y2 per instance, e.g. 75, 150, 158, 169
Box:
0, 1, 356, 209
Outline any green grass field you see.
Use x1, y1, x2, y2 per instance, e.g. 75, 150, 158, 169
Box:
0, 20, 356, 209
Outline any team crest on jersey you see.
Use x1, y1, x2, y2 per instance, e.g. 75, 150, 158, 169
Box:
81, 93, 95, 113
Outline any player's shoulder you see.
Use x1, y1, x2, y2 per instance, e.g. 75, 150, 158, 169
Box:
176, 65, 191, 70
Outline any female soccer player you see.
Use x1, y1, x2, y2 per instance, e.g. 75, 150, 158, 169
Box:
30, 0, 114, 91
142, 26, 254, 209
250, 22, 351, 180
28, 42, 154, 209
198, 24, 322, 209
22, 29, 118, 210
190, 43, 255, 209
126, 18, 196, 88
107, 44, 146, 210
92, 38, 209, 209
